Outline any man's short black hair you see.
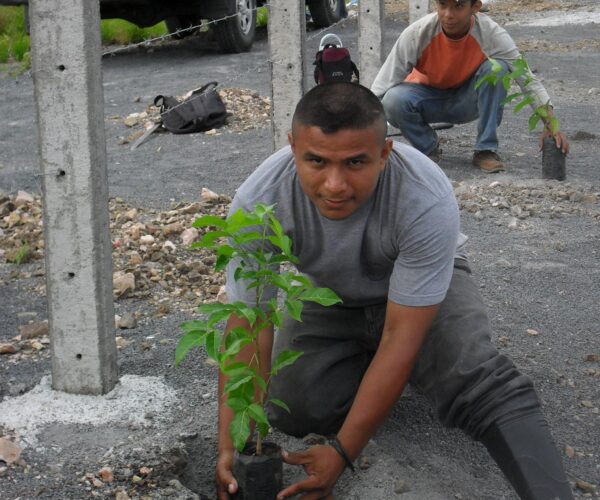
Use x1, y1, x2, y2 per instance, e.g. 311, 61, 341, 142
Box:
292, 83, 387, 141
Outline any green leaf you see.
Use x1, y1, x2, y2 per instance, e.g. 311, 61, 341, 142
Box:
198, 231, 229, 247
175, 330, 206, 365
501, 92, 523, 105
254, 203, 275, 219
299, 288, 342, 306
535, 106, 549, 119
257, 421, 270, 439
192, 215, 227, 229
179, 320, 208, 333
236, 231, 264, 244
269, 398, 291, 413
247, 403, 269, 426
223, 337, 252, 358
514, 95, 535, 113
222, 361, 254, 378
475, 74, 497, 90
198, 303, 232, 315
215, 252, 232, 272
230, 411, 251, 452
228, 379, 255, 402
205, 331, 221, 361
231, 303, 257, 326
224, 375, 254, 394
270, 309, 283, 328
207, 308, 235, 328
501, 74, 512, 92
489, 57, 503, 74
285, 299, 303, 321
271, 350, 303, 376
226, 397, 250, 412
528, 114, 542, 132
255, 375, 268, 393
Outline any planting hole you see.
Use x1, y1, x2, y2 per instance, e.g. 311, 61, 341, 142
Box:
57, 169, 66, 178
67, 272, 75, 279
58, 64, 66, 71
76, 353, 82, 360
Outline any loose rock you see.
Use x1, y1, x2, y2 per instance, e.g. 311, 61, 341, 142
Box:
0, 437, 22, 464
116, 312, 137, 330
575, 479, 596, 494
19, 320, 48, 340
0, 343, 18, 355
394, 479, 411, 494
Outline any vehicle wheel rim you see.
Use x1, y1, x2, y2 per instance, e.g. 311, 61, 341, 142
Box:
237, 0, 253, 35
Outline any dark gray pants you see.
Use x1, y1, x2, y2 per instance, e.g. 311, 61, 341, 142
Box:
267, 263, 540, 440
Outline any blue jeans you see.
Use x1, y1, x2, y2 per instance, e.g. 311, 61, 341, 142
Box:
382, 59, 509, 155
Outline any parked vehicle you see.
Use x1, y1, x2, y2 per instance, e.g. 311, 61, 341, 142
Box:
0, 0, 344, 53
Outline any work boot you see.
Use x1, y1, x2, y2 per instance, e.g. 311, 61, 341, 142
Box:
472, 150, 505, 173
481, 412, 574, 499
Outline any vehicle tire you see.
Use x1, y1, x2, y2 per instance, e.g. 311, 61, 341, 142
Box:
308, 0, 342, 28
165, 17, 202, 40
213, 0, 256, 53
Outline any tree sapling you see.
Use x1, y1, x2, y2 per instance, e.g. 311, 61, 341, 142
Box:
475, 55, 566, 180
176, 203, 342, 498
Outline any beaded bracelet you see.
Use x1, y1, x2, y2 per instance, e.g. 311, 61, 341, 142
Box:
328, 436, 355, 472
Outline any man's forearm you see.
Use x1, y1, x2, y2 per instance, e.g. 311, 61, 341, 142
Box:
336, 303, 438, 460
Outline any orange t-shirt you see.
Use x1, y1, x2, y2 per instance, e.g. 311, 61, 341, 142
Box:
405, 29, 486, 89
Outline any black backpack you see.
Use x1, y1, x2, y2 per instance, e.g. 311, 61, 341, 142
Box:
154, 82, 227, 134
313, 34, 359, 85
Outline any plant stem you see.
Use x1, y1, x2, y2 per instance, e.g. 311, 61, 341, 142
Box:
253, 218, 270, 457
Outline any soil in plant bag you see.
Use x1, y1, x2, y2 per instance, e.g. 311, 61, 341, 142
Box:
233, 441, 283, 500
541, 136, 566, 180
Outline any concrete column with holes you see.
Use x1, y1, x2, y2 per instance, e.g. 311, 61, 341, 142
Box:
268, 0, 307, 151
358, 0, 385, 89
409, 0, 430, 24
29, 0, 118, 395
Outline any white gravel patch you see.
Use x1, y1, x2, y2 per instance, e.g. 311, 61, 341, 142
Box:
0, 374, 179, 447
506, 8, 600, 27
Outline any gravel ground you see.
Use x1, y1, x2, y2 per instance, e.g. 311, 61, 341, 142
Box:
1, 1, 599, 499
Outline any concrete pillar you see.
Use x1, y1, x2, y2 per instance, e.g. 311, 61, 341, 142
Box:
358, 0, 385, 89
29, 0, 118, 395
409, 0, 430, 24
268, 0, 307, 151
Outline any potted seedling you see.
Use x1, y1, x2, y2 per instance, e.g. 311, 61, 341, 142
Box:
176, 204, 342, 499
476, 55, 566, 180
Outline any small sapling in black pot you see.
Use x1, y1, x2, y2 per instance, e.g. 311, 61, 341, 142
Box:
176, 204, 342, 499
476, 55, 566, 180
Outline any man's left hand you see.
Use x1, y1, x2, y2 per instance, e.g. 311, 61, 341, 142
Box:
277, 445, 346, 499
539, 128, 570, 155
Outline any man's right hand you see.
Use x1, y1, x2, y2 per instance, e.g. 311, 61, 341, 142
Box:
216, 449, 238, 499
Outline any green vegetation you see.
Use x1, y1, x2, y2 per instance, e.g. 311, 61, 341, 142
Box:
0, 6, 28, 65
257, 6, 269, 28
476, 55, 560, 134
0, 6, 167, 70
176, 204, 342, 454
10, 242, 31, 265
100, 19, 167, 45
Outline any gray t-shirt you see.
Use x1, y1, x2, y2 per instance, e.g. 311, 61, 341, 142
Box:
226, 141, 466, 308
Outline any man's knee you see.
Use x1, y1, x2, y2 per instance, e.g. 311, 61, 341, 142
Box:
266, 393, 344, 438
382, 86, 419, 124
